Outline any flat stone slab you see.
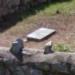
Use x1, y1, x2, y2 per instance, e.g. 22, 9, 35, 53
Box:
27, 27, 56, 40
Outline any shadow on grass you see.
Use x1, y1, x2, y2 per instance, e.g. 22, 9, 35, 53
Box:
0, 0, 72, 32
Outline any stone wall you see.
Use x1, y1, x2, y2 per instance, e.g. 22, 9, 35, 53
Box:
0, 47, 74, 75
0, 39, 74, 75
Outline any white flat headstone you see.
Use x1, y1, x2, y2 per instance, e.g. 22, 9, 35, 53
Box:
27, 27, 56, 40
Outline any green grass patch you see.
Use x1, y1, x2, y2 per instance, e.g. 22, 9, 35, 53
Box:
17, 0, 75, 20
34, 0, 75, 16
53, 43, 71, 52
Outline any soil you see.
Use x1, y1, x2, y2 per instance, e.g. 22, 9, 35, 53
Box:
0, 14, 75, 50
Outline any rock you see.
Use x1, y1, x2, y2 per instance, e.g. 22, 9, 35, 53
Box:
33, 63, 50, 71
0, 63, 6, 75
44, 41, 54, 54
0, 51, 18, 64
0, 51, 20, 75
23, 38, 28, 42
21, 64, 43, 75
70, 64, 75, 74
10, 38, 24, 61
29, 68, 43, 75
51, 62, 69, 74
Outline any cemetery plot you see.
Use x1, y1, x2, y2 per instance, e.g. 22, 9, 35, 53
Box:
27, 27, 56, 41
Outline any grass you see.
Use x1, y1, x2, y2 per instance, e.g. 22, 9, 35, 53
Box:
53, 43, 71, 52
32, 0, 75, 16
17, 0, 75, 21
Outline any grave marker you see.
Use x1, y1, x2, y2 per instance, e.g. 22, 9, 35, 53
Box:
27, 27, 56, 41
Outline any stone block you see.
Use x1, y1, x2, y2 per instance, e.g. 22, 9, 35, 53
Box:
27, 27, 56, 41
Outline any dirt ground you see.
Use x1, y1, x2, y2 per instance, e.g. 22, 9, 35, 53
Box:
0, 14, 75, 50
